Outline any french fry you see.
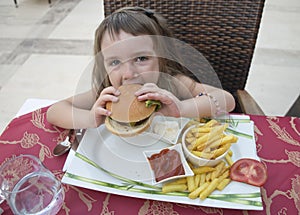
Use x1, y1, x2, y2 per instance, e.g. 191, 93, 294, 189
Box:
202, 119, 219, 128
211, 161, 226, 180
200, 173, 206, 185
208, 133, 228, 148
185, 137, 196, 144
192, 150, 214, 159
198, 134, 222, 152
212, 143, 232, 159
167, 178, 187, 185
209, 134, 234, 149
187, 176, 196, 192
186, 132, 194, 138
192, 166, 215, 174
194, 132, 206, 138
217, 178, 231, 191
232, 135, 239, 143
162, 184, 187, 193
218, 169, 230, 181
227, 149, 233, 157
222, 135, 237, 144
196, 124, 228, 151
188, 182, 209, 199
191, 133, 209, 150
194, 174, 201, 187
199, 178, 219, 200
205, 172, 212, 182
191, 127, 211, 133
225, 153, 234, 166
211, 124, 228, 134
187, 145, 193, 151
222, 165, 230, 174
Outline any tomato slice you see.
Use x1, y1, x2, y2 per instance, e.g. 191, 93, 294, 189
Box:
230, 158, 267, 187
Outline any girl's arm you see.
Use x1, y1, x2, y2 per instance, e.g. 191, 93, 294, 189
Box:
180, 84, 236, 118
46, 87, 120, 129
136, 76, 235, 119
46, 90, 96, 129
178, 75, 236, 118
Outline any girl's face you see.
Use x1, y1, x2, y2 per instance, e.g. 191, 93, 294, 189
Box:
101, 30, 160, 88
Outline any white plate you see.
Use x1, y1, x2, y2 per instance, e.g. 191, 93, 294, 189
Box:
62, 117, 263, 210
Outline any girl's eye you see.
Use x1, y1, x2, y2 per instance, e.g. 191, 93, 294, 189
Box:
136, 56, 149, 62
109, 59, 120, 66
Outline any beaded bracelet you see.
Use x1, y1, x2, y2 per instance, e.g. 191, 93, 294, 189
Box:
197, 92, 222, 116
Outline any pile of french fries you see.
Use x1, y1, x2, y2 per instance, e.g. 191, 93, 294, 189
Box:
185, 119, 238, 159
161, 119, 239, 200
162, 150, 235, 200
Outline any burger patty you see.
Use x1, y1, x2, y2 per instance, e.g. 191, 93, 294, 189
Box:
108, 116, 150, 131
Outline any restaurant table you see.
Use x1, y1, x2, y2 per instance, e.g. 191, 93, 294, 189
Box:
0, 104, 299, 215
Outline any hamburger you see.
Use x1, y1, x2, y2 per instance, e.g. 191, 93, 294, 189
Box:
105, 84, 161, 137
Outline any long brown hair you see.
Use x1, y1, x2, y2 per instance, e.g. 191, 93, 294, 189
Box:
92, 7, 192, 98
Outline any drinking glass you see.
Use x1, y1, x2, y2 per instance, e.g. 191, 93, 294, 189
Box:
0, 154, 64, 215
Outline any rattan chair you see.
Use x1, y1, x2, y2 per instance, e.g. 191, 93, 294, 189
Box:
103, 0, 265, 114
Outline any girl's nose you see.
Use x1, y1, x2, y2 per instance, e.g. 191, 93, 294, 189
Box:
121, 62, 137, 80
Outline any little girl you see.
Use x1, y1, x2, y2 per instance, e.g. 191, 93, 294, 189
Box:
46, 7, 235, 129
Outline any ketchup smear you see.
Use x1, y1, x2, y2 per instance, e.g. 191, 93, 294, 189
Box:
148, 148, 185, 182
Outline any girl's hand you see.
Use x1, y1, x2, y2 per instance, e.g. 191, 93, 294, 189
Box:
135, 83, 182, 117
89, 86, 120, 127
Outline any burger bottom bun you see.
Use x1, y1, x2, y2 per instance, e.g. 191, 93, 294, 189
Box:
105, 115, 153, 137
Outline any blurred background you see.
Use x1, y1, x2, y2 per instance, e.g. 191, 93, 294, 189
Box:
0, 0, 299, 133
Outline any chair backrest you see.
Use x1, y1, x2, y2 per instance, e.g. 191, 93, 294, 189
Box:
103, 0, 265, 97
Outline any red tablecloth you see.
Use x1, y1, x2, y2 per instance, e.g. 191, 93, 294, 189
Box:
0, 106, 299, 215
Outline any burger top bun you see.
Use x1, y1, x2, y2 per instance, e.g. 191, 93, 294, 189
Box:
104, 84, 159, 137
106, 84, 156, 123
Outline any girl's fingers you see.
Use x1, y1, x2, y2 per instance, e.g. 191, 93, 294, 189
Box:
135, 83, 159, 96
137, 92, 163, 101
138, 91, 175, 105
94, 106, 111, 116
94, 87, 120, 107
135, 84, 167, 100
94, 94, 118, 108
89, 86, 120, 127
100, 86, 120, 96
90, 107, 111, 127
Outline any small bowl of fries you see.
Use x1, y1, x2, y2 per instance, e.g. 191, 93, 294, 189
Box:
182, 120, 238, 167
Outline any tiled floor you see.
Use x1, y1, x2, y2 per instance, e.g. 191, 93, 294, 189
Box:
0, 0, 299, 133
